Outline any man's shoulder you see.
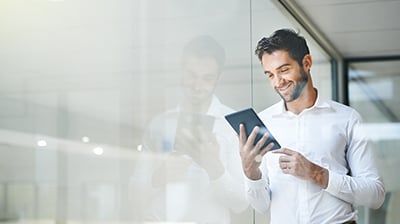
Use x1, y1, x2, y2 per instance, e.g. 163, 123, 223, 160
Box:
318, 99, 364, 123
324, 99, 359, 114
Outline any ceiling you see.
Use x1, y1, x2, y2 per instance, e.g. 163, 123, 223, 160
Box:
292, 0, 400, 58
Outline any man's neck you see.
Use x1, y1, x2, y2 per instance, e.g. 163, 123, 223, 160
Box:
285, 87, 317, 115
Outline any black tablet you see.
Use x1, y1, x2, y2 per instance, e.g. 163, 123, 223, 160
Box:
225, 108, 281, 151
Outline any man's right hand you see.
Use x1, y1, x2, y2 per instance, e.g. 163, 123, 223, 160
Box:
239, 124, 275, 180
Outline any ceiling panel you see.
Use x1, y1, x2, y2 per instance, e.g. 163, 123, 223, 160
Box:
294, 0, 400, 57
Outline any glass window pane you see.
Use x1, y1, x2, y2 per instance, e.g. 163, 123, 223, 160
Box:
348, 59, 400, 224
0, 0, 333, 223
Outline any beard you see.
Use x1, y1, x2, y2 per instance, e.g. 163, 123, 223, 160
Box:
276, 68, 308, 103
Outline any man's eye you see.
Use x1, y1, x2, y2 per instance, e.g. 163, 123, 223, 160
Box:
281, 68, 289, 73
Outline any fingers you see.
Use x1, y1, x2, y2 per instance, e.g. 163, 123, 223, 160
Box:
279, 161, 288, 170
239, 124, 260, 151
247, 126, 260, 148
254, 131, 267, 149
239, 124, 247, 147
251, 141, 275, 165
239, 125, 274, 170
278, 153, 290, 167
249, 133, 274, 165
240, 125, 273, 155
273, 147, 293, 155
276, 150, 309, 177
275, 148, 293, 172
278, 154, 291, 163
259, 139, 274, 156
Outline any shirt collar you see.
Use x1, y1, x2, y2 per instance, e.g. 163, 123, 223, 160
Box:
271, 90, 331, 117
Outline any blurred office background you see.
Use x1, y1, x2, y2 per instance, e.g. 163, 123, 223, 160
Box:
0, 0, 399, 223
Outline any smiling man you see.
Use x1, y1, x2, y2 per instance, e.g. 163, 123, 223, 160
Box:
238, 29, 385, 224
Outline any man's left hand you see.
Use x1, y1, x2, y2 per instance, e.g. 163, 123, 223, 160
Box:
273, 148, 329, 189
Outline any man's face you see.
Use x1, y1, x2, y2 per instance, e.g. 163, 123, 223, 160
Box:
261, 50, 308, 103
181, 56, 220, 102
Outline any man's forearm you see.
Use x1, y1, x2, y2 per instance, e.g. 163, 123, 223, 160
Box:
310, 163, 329, 189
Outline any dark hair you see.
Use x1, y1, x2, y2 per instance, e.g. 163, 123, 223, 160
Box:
255, 29, 310, 66
182, 35, 226, 67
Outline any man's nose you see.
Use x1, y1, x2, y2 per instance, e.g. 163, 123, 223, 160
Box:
273, 75, 284, 87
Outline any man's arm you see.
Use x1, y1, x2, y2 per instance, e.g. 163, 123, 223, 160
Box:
273, 111, 386, 209
324, 131, 385, 209
324, 111, 385, 209
244, 162, 271, 214
239, 124, 274, 213
273, 140, 385, 209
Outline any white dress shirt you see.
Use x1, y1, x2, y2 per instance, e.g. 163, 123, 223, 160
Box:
245, 96, 385, 224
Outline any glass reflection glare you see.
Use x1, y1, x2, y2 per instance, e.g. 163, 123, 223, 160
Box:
93, 147, 104, 155
81, 136, 90, 143
37, 140, 47, 147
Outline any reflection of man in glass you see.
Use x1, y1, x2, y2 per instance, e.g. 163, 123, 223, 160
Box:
180, 35, 225, 114
142, 35, 248, 223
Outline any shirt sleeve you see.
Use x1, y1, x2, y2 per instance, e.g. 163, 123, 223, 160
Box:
325, 110, 385, 209
244, 160, 271, 214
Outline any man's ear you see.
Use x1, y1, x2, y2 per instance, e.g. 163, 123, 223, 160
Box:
302, 54, 312, 71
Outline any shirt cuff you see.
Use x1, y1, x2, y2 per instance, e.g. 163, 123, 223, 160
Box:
244, 174, 267, 190
325, 169, 343, 195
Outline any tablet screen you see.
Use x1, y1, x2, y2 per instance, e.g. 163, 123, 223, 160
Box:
225, 108, 280, 151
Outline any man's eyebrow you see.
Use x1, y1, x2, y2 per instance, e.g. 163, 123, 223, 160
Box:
264, 63, 291, 74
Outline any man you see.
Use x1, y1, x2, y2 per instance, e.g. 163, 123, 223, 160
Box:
141, 35, 248, 223
239, 29, 385, 223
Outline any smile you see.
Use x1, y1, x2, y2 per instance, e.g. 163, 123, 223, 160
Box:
278, 82, 292, 92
